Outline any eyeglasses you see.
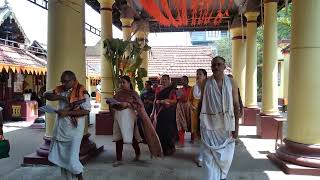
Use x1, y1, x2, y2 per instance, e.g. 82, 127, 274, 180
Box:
60, 79, 72, 84
211, 63, 225, 67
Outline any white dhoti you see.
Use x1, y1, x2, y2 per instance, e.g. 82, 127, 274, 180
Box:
48, 117, 86, 177
47, 91, 91, 179
201, 127, 235, 180
199, 75, 236, 180
49, 137, 83, 175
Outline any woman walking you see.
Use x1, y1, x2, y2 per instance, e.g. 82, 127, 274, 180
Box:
110, 76, 162, 167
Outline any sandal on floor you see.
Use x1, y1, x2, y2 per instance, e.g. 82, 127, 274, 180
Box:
112, 161, 123, 167
195, 160, 203, 167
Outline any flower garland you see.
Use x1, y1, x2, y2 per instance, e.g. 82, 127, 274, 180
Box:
160, 0, 178, 27
139, 0, 171, 26
203, 0, 214, 25
139, 0, 233, 27
191, 0, 198, 26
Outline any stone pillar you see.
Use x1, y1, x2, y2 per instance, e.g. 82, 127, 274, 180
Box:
95, 0, 115, 136
23, 0, 102, 165
120, 5, 135, 52
269, 0, 320, 174
45, 0, 86, 137
134, 20, 150, 82
121, 18, 134, 40
230, 24, 247, 104
256, 0, 280, 139
261, 0, 279, 115
282, 53, 289, 100
243, 11, 260, 126
99, 0, 114, 111
278, 61, 284, 99
120, 17, 133, 69
244, 12, 259, 108
278, 52, 290, 109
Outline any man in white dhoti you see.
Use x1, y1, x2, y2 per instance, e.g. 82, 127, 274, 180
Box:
44, 71, 91, 180
200, 56, 240, 180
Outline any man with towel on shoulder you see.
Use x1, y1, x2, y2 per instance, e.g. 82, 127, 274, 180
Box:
200, 56, 240, 180
43, 70, 91, 180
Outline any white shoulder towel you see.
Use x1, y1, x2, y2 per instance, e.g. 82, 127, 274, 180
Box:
200, 75, 235, 131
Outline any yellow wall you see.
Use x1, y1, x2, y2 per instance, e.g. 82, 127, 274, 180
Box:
278, 61, 284, 99
24, 74, 34, 91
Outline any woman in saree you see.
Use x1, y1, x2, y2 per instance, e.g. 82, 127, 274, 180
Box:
151, 74, 177, 156
189, 69, 207, 143
109, 76, 162, 167
189, 69, 207, 167
176, 76, 192, 146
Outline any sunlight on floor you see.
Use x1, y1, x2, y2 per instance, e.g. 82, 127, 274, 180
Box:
3, 121, 33, 133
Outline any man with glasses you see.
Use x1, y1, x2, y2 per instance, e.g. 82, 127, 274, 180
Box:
200, 56, 240, 180
43, 70, 90, 180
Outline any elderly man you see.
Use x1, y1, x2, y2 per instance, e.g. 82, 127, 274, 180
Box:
200, 56, 240, 180
44, 70, 91, 180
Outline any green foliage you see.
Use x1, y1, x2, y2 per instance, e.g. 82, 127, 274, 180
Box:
277, 3, 292, 40
103, 38, 130, 89
103, 38, 149, 92
257, 27, 264, 65
215, 37, 232, 66
136, 68, 148, 91
255, 3, 292, 99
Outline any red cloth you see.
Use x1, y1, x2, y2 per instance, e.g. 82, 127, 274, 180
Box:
53, 80, 86, 104
113, 88, 163, 158
177, 86, 191, 102
53, 80, 87, 127
155, 86, 177, 100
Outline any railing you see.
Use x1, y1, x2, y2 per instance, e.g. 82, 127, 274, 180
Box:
26, 0, 101, 37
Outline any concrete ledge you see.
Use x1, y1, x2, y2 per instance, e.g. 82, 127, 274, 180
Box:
23, 145, 104, 166
268, 153, 320, 176
23, 153, 52, 165
23, 134, 104, 166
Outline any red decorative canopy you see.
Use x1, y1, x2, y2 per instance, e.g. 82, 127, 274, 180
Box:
139, 0, 233, 27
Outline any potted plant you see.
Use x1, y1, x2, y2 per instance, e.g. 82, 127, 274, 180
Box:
103, 38, 150, 92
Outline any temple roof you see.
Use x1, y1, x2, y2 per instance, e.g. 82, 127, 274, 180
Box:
0, 2, 29, 44
0, 42, 101, 76
148, 46, 231, 77
0, 44, 46, 74
85, 44, 232, 78
85, 42, 101, 77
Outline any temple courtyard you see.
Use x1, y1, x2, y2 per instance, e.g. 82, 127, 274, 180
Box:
0, 105, 318, 180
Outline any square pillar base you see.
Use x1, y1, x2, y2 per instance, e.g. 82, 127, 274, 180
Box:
243, 107, 260, 126
23, 146, 104, 165
23, 135, 104, 165
268, 153, 320, 175
256, 113, 282, 139
95, 111, 113, 135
